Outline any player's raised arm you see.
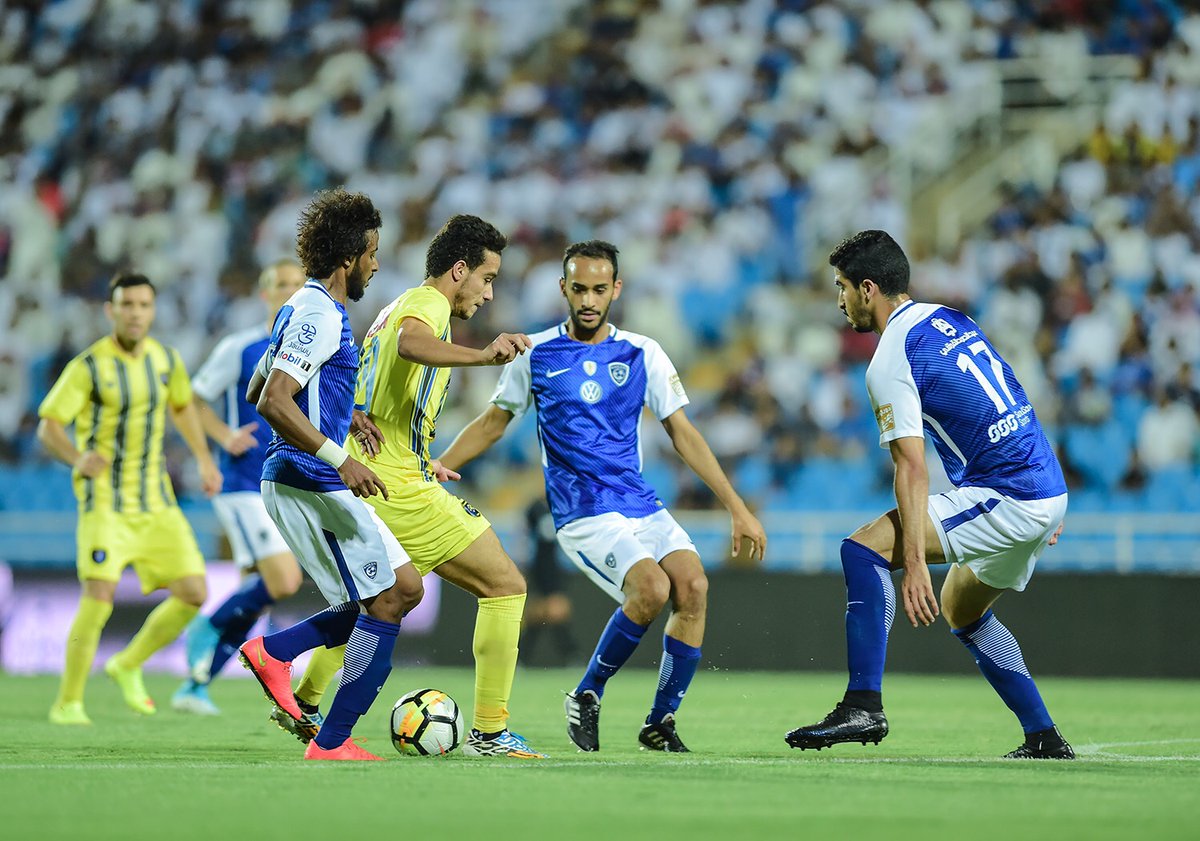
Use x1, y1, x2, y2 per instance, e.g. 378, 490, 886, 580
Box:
396, 316, 531, 368
660, 409, 767, 562
888, 435, 938, 628
257, 367, 387, 500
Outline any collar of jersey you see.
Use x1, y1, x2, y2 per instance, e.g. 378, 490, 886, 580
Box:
557, 322, 616, 342
305, 280, 337, 303
886, 299, 916, 325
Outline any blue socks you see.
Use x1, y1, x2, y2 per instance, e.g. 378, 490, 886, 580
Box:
576, 607, 647, 699
648, 635, 701, 724
841, 539, 895, 710
953, 610, 1054, 733
315, 614, 400, 750
207, 576, 274, 680
262, 602, 359, 662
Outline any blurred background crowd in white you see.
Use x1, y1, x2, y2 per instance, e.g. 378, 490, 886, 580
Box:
1, 0, 1199, 523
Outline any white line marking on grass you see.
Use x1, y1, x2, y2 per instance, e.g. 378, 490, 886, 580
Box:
1076, 738, 1200, 752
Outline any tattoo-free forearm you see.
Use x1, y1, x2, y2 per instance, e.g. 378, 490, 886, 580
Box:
171, 402, 215, 463
37, 418, 82, 467
439, 405, 512, 471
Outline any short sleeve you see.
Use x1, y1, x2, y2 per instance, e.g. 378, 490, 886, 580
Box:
38, 356, 92, 424
642, 339, 689, 420
165, 347, 193, 408
865, 352, 924, 448
395, 287, 451, 336
270, 305, 342, 388
191, 335, 243, 402
491, 349, 533, 418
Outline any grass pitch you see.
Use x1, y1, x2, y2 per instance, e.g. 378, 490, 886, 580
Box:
1, 667, 1197, 841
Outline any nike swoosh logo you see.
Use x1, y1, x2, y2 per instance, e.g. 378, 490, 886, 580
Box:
547, 368, 571, 378
597, 658, 617, 668
257, 649, 266, 667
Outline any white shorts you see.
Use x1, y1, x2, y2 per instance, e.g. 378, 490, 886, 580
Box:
211, 491, 292, 569
928, 487, 1068, 592
556, 509, 696, 603
261, 481, 411, 606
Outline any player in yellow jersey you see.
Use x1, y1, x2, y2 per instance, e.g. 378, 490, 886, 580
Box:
38, 273, 221, 724
334, 214, 543, 757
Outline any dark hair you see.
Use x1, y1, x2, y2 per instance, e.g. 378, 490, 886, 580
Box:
296, 188, 382, 279
562, 240, 619, 280
828, 230, 909, 297
424, 214, 507, 278
108, 272, 156, 301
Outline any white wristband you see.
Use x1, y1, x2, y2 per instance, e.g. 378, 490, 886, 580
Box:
315, 438, 349, 468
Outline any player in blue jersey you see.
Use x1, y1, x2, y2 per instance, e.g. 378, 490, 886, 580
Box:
784, 230, 1073, 759
440, 240, 767, 752
236, 188, 423, 761
171, 259, 306, 715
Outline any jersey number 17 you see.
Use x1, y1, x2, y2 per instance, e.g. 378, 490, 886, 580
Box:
956, 341, 1016, 414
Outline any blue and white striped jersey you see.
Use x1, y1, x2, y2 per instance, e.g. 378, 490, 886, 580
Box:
259, 281, 358, 493
866, 301, 1066, 500
191, 326, 271, 493
491, 323, 689, 528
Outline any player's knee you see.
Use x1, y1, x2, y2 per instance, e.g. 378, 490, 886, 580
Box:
673, 569, 708, 614
940, 597, 984, 631
395, 571, 425, 616
264, 571, 302, 600
173, 578, 207, 607
626, 567, 670, 617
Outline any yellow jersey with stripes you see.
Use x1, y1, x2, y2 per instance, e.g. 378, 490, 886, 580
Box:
355, 286, 452, 481
38, 336, 192, 513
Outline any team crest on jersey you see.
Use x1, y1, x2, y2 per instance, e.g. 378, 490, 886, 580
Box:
298, 323, 318, 344
875, 403, 895, 433
931, 317, 956, 337
607, 362, 629, 386
580, 380, 603, 404
583, 360, 597, 376
91, 549, 106, 564
363, 562, 378, 580
461, 499, 481, 518
604, 553, 617, 568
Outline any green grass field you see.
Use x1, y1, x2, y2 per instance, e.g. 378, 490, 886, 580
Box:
2, 668, 1197, 841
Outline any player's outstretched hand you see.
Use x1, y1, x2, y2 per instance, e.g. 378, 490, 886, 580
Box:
481, 332, 533, 365
901, 562, 939, 627
730, 507, 767, 562
427, 458, 461, 483
339, 456, 388, 500
1047, 521, 1064, 547
224, 422, 259, 456
199, 458, 223, 498
351, 409, 385, 458
73, 449, 110, 479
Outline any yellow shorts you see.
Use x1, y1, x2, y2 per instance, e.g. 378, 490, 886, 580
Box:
76, 507, 205, 593
363, 478, 490, 576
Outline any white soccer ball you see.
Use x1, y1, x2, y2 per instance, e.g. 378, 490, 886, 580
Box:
390, 688, 465, 756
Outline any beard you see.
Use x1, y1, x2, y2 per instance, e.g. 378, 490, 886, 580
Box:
569, 303, 609, 332
346, 263, 368, 301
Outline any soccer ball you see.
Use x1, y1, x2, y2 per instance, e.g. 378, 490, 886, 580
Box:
390, 688, 465, 756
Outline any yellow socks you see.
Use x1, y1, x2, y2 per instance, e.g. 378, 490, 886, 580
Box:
54, 596, 113, 706
471, 593, 526, 733
111, 596, 198, 669
295, 644, 345, 707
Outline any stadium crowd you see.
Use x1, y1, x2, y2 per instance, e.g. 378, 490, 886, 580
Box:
1, 0, 1198, 517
